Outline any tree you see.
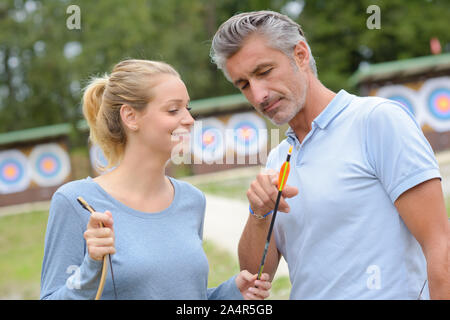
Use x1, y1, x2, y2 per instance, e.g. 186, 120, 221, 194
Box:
299, 0, 450, 92
0, 0, 448, 137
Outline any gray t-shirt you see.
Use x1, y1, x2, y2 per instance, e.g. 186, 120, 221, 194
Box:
40, 176, 242, 300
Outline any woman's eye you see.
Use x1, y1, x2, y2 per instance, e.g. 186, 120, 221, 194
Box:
168, 109, 178, 114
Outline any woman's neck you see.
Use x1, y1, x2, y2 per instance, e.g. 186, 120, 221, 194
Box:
94, 144, 170, 200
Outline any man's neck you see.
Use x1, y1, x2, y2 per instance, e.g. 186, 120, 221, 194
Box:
288, 78, 336, 143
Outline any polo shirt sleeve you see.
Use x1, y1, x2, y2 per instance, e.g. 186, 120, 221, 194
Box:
365, 101, 441, 203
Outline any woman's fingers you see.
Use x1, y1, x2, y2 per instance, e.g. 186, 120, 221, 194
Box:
84, 210, 115, 261
88, 246, 116, 261
84, 227, 114, 239
236, 270, 272, 300
85, 234, 115, 247
87, 211, 113, 229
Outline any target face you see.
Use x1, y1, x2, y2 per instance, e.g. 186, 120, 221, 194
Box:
192, 118, 225, 162
376, 85, 419, 121
29, 143, 70, 187
226, 113, 267, 156
427, 88, 450, 119
89, 144, 114, 175
420, 77, 450, 132
0, 150, 31, 194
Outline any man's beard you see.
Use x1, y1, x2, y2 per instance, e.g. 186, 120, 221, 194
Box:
263, 86, 307, 126
256, 63, 308, 126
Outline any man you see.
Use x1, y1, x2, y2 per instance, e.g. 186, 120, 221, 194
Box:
210, 10, 449, 299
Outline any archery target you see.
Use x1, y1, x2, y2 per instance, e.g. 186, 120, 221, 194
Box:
29, 143, 71, 187
0, 149, 31, 194
420, 77, 450, 132
191, 118, 225, 162
376, 85, 421, 124
226, 113, 267, 156
89, 144, 114, 174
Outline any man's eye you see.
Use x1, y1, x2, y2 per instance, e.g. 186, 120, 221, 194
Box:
260, 68, 272, 76
241, 82, 249, 90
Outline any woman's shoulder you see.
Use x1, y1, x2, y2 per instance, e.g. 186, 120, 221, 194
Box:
53, 176, 97, 200
169, 177, 205, 201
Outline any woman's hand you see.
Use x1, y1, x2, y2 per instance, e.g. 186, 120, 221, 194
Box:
83, 210, 116, 261
235, 270, 271, 300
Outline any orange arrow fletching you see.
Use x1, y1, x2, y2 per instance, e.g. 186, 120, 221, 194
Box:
277, 162, 290, 190
277, 145, 293, 191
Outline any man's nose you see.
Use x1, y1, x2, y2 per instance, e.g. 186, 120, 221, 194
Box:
249, 80, 269, 106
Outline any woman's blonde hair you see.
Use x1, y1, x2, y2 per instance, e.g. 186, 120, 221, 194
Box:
82, 59, 179, 170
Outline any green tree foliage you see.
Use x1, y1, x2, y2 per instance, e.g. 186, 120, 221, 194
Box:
301, 0, 450, 91
0, 0, 448, 137
0, 0, 283, 135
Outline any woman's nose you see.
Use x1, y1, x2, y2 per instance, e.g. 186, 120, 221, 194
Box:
182, 108, 195, 127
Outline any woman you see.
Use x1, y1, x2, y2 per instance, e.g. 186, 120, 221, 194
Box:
40, 59, 271, 300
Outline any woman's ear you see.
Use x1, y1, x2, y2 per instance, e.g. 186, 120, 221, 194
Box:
120, 104, 139, 131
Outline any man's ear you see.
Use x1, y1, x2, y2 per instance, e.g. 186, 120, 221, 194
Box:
293, 40, 310, 70
120, 104, 139, 131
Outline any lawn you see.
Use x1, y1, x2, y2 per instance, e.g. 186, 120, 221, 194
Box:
0, 210, 46, 299
0, 209, 290, 300
2, 173, 449, 300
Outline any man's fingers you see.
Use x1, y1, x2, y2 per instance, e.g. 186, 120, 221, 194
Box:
260, 168, 277, 177
282, 185, 299, 198
250, 180, 276, 208
257, 173, 278, 197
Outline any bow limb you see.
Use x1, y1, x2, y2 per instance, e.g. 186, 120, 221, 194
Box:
95, 255, 108, 300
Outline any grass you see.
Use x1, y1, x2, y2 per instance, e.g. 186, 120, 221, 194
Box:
2, 174, 448, 300
190, 176, 254, 202
0, 210, 47, 299
0, 209, 290, 300
193, 177, 450, 300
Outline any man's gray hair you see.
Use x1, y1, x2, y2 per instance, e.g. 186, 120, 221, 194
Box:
210, 10, 317, 81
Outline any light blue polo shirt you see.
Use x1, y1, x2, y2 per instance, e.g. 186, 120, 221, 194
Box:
266, 90, 441, 299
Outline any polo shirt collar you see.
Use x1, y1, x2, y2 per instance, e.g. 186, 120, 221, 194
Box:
313, 89, 354, 129
285, 89, 354, 140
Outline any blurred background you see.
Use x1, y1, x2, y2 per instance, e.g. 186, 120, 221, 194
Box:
0, 0, 449, 299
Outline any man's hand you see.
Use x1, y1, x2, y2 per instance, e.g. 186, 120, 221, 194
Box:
247, 168, 299, 216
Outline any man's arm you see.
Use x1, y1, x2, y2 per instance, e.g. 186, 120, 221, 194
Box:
238, 213, 280, 281
395, 178, 450, 299
238, 170, 298, 281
